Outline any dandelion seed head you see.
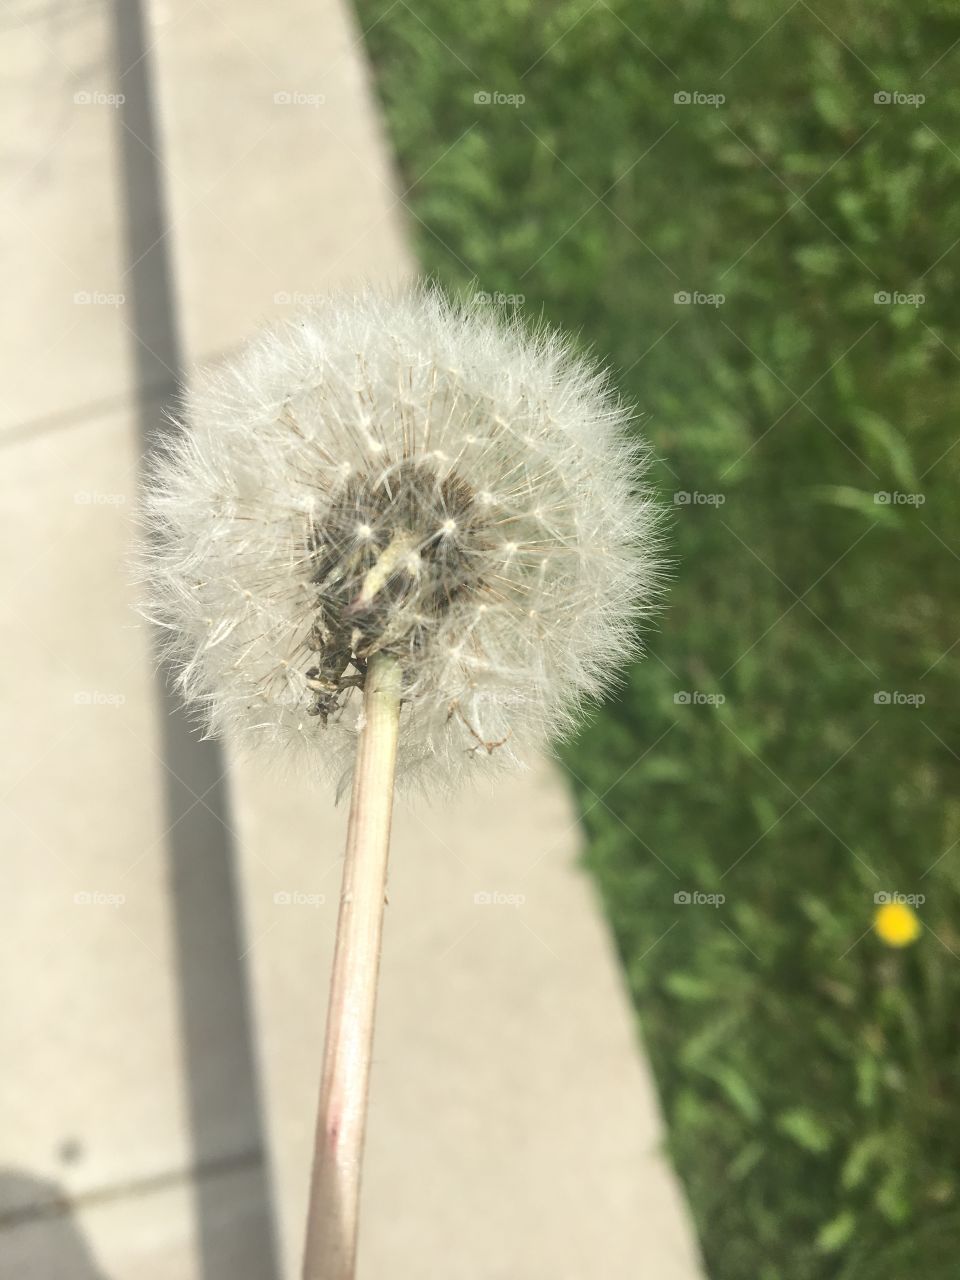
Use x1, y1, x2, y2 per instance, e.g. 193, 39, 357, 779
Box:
141, 283, 663, 791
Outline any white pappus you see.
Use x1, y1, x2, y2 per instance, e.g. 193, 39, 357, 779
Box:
140, 283, 663, 791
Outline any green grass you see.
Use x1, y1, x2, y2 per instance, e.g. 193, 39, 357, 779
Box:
353, 3, 960, 1276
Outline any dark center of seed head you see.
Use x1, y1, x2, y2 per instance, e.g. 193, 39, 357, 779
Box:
303, 461, 487, 720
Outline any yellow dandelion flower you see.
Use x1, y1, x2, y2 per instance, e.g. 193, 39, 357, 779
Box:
874, 901, 921, 948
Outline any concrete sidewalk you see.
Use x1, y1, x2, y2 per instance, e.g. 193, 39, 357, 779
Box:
0, 1, 704, 1277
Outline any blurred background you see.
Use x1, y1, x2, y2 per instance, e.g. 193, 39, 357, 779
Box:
3, 1, 959, 1278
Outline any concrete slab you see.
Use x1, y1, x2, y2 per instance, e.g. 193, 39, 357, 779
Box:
144, 0, 411, 364
0, 406, 273, 1269
0, 0, 139, 438
0, 409, 190, 1210
0, 1163, 272, 1280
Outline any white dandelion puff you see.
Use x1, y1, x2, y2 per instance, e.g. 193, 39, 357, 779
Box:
140, 282, 663, 791
139, 281, 666, 1276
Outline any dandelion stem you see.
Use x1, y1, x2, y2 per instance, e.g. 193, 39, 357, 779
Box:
302, 651, 402, 1280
